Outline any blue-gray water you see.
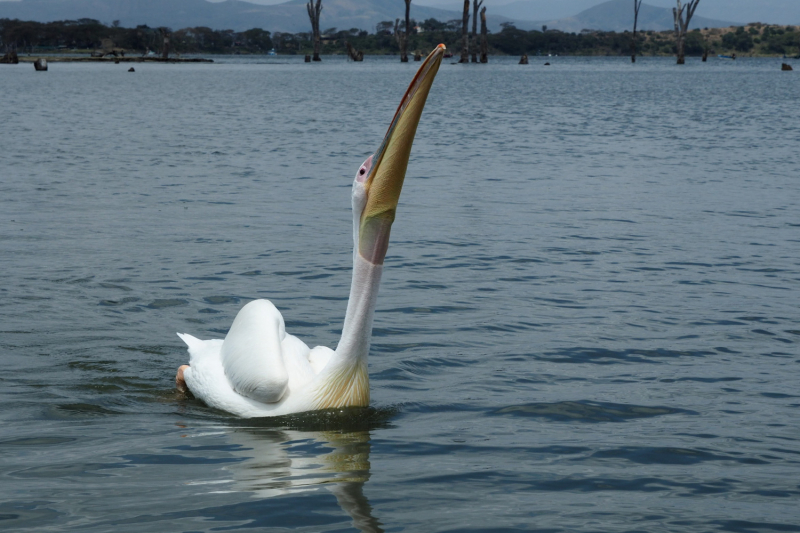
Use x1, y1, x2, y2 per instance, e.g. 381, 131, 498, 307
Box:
1, 55, 799, 532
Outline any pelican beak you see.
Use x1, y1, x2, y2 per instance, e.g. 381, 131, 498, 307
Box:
358, 44, 446, 265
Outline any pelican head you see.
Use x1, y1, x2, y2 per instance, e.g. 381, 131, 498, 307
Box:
354, 44, 446, 265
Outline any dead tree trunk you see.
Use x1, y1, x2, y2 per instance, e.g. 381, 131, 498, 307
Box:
631, 0, 642, 63
479, 6, 488, 63
702, 34, 709, 61
471, 0, 483, 63
160, 29, 170, 60
673, 0, 700, 65
345, 41, 363, 61
459, 0, 469, 63
394, 19, 407, 62
403, 0, 411, 62
307, 0, 323, 61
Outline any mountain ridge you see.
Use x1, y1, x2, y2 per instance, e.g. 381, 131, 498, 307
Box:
533, 0, 737, 33
0, 0, 742, 34
0, 0, 521, 33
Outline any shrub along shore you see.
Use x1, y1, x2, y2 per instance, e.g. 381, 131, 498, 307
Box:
2, 18, 798, 58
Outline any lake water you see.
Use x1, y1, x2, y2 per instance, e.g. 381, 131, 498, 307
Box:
1, 55, 799, 532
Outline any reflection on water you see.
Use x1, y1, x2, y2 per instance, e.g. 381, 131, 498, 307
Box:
191, 422, 383, 533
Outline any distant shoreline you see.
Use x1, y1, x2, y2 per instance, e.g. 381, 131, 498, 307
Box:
1, 18, 797, 60
15, 55, 213, 63
10, 54, 795, 64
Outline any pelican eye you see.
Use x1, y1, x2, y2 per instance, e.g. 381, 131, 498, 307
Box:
359, 168, 366, 175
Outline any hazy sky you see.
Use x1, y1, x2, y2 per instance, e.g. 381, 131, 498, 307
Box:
198, 0, 799, 24
411, 0, 800, 24
2, 0, 798, 24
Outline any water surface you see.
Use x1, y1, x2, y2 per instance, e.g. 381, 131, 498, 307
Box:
1, 55, 799, 532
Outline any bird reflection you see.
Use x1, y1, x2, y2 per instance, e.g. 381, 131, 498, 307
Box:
203, 426, 383, 533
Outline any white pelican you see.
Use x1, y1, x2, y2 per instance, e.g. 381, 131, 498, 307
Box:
175, 44, 446, 418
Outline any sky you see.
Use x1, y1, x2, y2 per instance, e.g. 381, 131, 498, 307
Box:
200, 0, 800, 24
1, 0, 798, 25
411, 0, 800, 24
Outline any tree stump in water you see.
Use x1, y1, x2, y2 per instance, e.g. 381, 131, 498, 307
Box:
673, 0, 700, 65
414, 51, 421, 61
345, 41, 363, 61
519, 54, 528, 65
33, 58, 48, 71
304, 55, 311, 62
459, 0, 469, 63
479, 6, 488, 63
128, 67, 135, 72
1, 49, 19, 64
307, 0, 322, 61
471, 0, 483, 63
394, 15, 409, 62
782, 63, 793, 71
631, 0, 642, 63
544, 62, 550, 66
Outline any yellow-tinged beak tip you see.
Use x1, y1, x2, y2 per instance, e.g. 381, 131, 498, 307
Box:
358, 45, 445, 265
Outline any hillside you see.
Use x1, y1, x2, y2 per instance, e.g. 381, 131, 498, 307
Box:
0, 0, 521, 33
0, 0, 761, 35
533, 0, 737, 33
411, 0, 741, 32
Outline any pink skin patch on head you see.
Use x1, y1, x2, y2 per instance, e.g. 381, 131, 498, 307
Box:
356, 155, 374, 183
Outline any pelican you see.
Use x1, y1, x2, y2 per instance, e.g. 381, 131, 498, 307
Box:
175, 44, 446, 418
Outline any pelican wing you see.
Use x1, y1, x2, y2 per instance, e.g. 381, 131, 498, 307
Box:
220, 299, 290, 403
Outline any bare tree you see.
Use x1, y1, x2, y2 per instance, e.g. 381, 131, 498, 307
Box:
471, 0, 483, 62
394, 0, 411, 62
394, 20, 406, 62
459, 0, 469, 63
160, 28, 170, 59
479, 6, 488, 63
631, 0, 642, 63
673, 0, 700, 65
307, 0, 322, 61
702, 33, 709, 61
404, 0, 411, 61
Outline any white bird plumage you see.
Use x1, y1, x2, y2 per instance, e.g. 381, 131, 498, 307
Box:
175, 45, 446, 418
